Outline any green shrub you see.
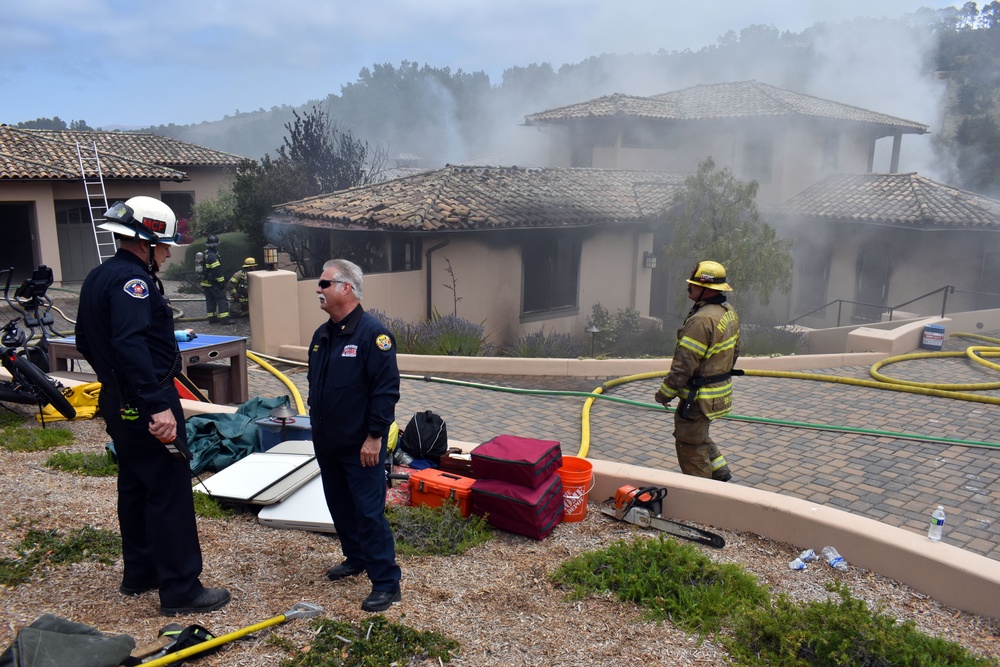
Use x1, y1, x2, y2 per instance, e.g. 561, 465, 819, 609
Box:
587, 303, 672, 358
500, 329, 582, 358
550, 535, 769, 636
176, 231, 258, 288
740, 320, 807, 357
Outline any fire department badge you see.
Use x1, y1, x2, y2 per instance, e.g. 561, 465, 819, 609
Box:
376, 334, 392, 351
123, 279, 149, 299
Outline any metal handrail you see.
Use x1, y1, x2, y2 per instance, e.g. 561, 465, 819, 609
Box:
788, 299, 890, 328
789, 285, 956, 328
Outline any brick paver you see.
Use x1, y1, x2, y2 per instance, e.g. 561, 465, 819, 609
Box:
20, 287, 1000, 562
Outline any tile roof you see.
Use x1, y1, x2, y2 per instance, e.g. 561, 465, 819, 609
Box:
773, 172, 1000, 229
525, 81, 928, 135
24, 129, 246, 167
272, 165, 689, 231
0, 125, 185, 181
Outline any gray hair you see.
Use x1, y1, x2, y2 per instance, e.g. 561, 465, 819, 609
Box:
323, 258, 364, 301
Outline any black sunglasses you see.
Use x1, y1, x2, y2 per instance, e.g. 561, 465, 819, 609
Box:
318, 279, 348, 289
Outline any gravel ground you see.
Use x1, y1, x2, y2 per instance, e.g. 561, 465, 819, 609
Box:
2, 406, 1000, 666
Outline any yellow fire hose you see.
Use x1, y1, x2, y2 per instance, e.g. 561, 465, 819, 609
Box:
140, 601, 323, 666
578, 333, 1000, 457
247, 350, 306, 414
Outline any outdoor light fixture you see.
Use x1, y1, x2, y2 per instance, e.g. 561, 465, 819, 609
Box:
263, 243, 278, 271
585, 324, 602, 357
643, 251, 658, 269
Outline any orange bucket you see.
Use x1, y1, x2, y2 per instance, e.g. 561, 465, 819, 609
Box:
556, 456, 594, 522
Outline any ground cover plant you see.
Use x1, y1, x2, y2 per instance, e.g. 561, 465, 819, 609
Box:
0, 412, 73, 452
277, 614, 459, 666
0, 522, 121, 587
387, 500, 493, 557
45, 450, 118, 476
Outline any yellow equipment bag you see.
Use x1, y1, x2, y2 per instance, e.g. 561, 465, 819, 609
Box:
36, 382, 101, 422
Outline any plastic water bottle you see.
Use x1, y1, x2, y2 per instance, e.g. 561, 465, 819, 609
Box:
821, 546, 848, 572
799, 549, 816, 563
788, 557, 806, 570
928, 506, 946, 542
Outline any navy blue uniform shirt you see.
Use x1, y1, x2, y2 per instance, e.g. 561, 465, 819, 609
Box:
76, 249, 180, 414
307, 305, 400, 451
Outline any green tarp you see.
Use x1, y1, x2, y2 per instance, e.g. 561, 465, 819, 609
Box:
107, 396, 289, 475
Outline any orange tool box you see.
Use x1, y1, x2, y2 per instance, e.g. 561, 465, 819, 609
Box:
409, 468, 476, 517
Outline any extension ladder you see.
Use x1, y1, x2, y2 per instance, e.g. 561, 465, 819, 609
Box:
75, 141, 118, 263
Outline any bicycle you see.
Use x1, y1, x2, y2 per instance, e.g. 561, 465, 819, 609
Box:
0, 332, 77, 421
0, 267, 76, 421
1, 265, 63, 373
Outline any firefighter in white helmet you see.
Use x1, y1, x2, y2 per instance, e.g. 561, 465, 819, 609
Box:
76, 196, 231, 615
654, 260, 741, 482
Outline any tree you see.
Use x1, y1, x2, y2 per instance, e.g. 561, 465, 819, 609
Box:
191, 183, 238, 238
663, 157, 793, 308
231, 106, 385, 274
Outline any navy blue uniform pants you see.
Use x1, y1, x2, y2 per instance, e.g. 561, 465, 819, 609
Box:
100, 390, 205, 607
316, 443, 401, 592
202, 285, 229, 319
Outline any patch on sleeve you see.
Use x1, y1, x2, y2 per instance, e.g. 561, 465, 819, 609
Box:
375, 334, 393, 351
123, 279, 149, 299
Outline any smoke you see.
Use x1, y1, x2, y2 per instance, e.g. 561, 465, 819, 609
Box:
803, 18, 949, 178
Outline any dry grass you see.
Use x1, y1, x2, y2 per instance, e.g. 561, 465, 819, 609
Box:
2, 407, 1000, 666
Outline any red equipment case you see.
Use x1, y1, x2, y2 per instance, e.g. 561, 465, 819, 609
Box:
471, 473, 564, 540
409, 468, 476, 517
470, 435, 562, 488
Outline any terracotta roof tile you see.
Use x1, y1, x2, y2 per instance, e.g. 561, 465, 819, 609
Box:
525, 81, 928, 134
0, 126, 186, 181
24, 129, 245, 167
272, 165, 688, 231
774, 172, 1000, 229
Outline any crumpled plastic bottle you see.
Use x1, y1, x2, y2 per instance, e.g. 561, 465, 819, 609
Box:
821, 546, 848, 572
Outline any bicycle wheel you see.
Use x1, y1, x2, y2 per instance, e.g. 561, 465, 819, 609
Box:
0, 383, 40, 405
9, 354, 76, 419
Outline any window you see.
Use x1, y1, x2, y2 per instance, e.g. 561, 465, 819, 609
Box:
822, 133, 839, 172
794, 244, 831, 316
522, 235, 581, 316
743, 135, 773, 184
981, 252, 1000, 309
160, 192, 195, 220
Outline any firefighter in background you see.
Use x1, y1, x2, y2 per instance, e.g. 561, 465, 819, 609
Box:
227, 257, 257, 318
198, 234, 232, 324
654, 260, 741, 482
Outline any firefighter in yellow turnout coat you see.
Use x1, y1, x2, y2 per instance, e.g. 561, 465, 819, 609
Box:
655, 261, 740, 482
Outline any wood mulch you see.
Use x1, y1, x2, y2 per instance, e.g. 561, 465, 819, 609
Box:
2, 408, 1000, 666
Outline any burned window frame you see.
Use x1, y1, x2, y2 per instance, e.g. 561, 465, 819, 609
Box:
520, 232, 581, 319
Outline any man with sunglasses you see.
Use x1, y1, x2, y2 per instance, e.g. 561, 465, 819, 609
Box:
654, 260, 740, 482
308, 259, 401, 612
76, 196, 231, 616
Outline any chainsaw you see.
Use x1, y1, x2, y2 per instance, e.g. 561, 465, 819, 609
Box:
600, 485, 726, 549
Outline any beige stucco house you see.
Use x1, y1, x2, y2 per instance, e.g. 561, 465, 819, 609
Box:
0, 126, 245, 283
269, 166, 687, 345
524, 81, 1000, 327
267, 80, 1000, 344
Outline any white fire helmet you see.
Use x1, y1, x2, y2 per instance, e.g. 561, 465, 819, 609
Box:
99, 196, 181, 246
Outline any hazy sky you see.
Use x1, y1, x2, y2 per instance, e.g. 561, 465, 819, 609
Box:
1, 0, 959, 129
